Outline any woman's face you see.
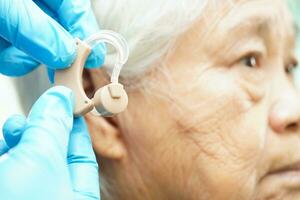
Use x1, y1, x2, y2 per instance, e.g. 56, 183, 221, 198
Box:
87, 0, 300, 199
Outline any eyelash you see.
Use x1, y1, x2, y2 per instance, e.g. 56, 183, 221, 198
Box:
238, 54, 298, 75
239, 53, 261, 68
285, 59, 298, 75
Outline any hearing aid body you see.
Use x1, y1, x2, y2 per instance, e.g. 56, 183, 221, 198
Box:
55, 31, 129, 117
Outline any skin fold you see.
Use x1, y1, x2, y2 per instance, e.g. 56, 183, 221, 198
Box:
85, 0, 300, 199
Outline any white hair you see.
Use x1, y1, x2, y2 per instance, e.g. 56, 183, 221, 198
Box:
15, 0, 208, 113
91, 0, 207, 78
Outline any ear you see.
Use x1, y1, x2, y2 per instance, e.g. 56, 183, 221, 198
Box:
85, 114, 126, 160
83, 69, 127, 160
83, 68, 110, 97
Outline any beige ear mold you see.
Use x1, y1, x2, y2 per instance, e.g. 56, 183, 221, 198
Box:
55, 31, 129, 117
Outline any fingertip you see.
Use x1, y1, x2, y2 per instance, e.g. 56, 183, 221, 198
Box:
0, 47, 39, 76
85, 43, 106, 68
29, 86, 74, 116
2, 114, 26, 148
41, 86, 74, 104
27, 86, 74, 132
0, 0, 77, 70
49, 40, 77, 69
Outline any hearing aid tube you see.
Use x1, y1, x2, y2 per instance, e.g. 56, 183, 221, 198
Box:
54, 30, 129, 117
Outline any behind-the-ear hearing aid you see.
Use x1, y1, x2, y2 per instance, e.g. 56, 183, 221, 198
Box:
55, 30, 129, 117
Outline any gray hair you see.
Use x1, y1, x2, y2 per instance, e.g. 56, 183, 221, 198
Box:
15, 0, 208, 113
92, 0, 207, 78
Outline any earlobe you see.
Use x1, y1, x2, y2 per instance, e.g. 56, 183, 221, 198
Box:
85, 113, 127, 160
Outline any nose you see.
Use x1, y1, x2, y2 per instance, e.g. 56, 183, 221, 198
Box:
269, 89, 300, 134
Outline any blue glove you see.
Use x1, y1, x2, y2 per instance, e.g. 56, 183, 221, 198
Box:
0, 0, 106, 78
0, 86, 100, 200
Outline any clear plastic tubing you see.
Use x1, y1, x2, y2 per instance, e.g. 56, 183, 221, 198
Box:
85, 30, 129, 84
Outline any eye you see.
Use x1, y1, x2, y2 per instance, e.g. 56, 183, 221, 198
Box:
285, 59, 298, 74
240, 54, 260, 68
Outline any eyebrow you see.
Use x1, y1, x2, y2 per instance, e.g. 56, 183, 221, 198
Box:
226, 15, 273, 39
223, 11, 297, 49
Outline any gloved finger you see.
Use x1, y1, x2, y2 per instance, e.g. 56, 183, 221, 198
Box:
0, 140, 9, 156
0, 46, 39, 76
13, 86, 74, 161
32, 0, 58, 21
85, 44, 106, 69
0, 38, 10, 52
68, 117, 100, 200
0, 0, 76, 70
40, 0, 106, 68
47, 68, 55, 83
2, 114, 26, 148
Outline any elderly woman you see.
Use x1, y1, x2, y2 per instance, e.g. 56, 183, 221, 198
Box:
15, 0, 300, 199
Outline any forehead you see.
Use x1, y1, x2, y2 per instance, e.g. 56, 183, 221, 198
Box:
192, 0, 296, 55
168, 0, 296, 67
222, 0, 294, 35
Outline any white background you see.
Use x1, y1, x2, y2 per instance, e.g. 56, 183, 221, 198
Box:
0, 75, 23, 138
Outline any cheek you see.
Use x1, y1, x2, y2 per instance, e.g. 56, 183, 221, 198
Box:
173, 73, 268, 199
224, 94, 268, 162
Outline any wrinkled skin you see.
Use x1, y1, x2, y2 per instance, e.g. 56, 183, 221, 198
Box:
86, 0, 300, 199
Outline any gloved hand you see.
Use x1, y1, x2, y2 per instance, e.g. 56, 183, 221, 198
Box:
0, 0, 105, 78
0, 86, 100, 200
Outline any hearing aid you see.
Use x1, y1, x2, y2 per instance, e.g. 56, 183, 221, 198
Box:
55, 30, 129, 117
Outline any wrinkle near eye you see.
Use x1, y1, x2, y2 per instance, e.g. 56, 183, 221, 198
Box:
213, 37, 266, 67
209, 1, 296, 69
238, 79, 265, 104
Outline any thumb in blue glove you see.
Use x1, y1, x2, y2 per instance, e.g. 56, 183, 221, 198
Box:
0, 86, 100, 200
0, 0, 106, 79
